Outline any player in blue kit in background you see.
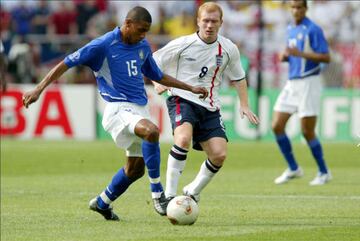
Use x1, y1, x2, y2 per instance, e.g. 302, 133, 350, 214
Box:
22, 6, 208, 220
272, 0, 331, 185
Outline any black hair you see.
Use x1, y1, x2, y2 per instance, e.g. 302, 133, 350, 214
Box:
126, 6, 152, 24
302, 0, 308, 8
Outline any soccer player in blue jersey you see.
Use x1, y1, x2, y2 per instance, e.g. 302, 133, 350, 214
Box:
22, 6, 208, 220
272, 0, 331, 185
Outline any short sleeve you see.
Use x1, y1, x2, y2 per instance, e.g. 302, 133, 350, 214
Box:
64, 37, 105, 69
142, 53, 163, 81
153, 37, 185, 73
310, 26, 329, 54
224, 44, 246, 81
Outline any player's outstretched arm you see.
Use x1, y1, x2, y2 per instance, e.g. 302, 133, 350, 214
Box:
23, 60, 69, 108
233, 79, 259, 125
158, 74, 208, 99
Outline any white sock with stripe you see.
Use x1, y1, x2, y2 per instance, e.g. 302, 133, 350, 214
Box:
186, 159, 221, 195
165, 145, 188, 198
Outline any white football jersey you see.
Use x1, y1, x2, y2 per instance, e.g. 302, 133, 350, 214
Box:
153, 32, 245, 111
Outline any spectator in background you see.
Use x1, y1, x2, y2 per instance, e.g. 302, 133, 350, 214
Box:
0, 40, 8, 92
0, 3, 12, 54
7, 36, 37, 84
10, 1, 34, 36
49, 2, 77, 35
162, 10, 196, 38
74, 0, 99, 34
85, 4, 117, 38
31, 0, 50, 35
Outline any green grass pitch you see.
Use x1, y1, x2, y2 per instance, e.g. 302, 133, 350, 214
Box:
1, 140, 359, 241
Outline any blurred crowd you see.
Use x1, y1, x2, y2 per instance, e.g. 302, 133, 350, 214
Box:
1, 0, 359, 91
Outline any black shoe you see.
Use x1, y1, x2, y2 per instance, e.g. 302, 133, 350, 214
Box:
152, 192, 170, 216
89, 197, 120, 221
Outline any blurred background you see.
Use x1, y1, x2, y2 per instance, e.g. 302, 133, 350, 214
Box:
0, 0, 359, 142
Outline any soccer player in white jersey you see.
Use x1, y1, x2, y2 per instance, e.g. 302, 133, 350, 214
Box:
22, 6, 208, 220
272, 0, 331, 185
152, 2, 259, 203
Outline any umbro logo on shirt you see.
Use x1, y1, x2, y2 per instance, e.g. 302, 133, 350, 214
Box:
185, 57, 196, 61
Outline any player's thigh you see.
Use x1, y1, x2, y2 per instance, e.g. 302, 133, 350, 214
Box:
193, 109, 227, 151
166, 96, 198, 131
102, 102, 149, 149
298, 76, 322, 117
134, 118, 159, 142
274, 81, 299, 115
200, 137, 227, 166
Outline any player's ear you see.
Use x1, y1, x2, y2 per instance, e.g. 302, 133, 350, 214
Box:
124, 19, 132, 29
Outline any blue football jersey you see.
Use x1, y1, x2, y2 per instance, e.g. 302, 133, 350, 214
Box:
286, 17, 329, 80
64, 27, 163, 105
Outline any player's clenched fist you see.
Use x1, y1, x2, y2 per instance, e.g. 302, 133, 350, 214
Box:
22, 88, 41, 108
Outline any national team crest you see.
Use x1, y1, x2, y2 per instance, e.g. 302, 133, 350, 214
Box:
139, 49, 144, 60
216, 54, 223, 67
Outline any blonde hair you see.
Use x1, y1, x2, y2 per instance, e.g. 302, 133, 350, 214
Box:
197, 2, 223, 20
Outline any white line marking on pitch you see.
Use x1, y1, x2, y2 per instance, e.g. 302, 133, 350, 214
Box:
212, 194, 360, 200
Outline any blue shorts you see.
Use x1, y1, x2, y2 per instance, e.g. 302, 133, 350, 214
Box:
166, 96, 228, 151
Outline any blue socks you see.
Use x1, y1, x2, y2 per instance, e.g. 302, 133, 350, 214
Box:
142, 140, 163, 198
275, 134, 328, 174
97, 168, 132, 209
275, 134, 298, 171
97, 140, 164, 208
307, 138, 328, 174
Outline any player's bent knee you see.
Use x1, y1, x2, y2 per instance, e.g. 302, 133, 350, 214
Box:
272, 122, 284, 135
175, 135, 191, 149
211, 153, 226, 166
143, 125, 160, 142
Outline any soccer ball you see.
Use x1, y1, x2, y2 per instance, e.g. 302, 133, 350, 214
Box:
166, 195, 199, 225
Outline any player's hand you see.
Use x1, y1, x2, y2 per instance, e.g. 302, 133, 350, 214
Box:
22, 89, 41, 108
191, 86, 208, 100
153, 82, 169, 95
278, 51, 289, 62
286, 47, 302, 57
239, 106, 259, 125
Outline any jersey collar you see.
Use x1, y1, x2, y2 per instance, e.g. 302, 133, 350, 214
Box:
196, 31, 218, 46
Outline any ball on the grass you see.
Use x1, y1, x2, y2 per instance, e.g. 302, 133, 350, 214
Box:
166, 195, 199, 225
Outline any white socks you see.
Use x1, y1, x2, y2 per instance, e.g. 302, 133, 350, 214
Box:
165, 145, 188, 198
186, 159, 221, 195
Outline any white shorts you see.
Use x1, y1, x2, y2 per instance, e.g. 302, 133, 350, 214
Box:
274, 75, 322, 117
102, 102, 150, 157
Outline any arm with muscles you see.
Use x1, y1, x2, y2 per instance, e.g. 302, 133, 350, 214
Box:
233, 79, 259, 125
157, 73, 208, 99
22, 61, 69, 108
23, 35, 104, 108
